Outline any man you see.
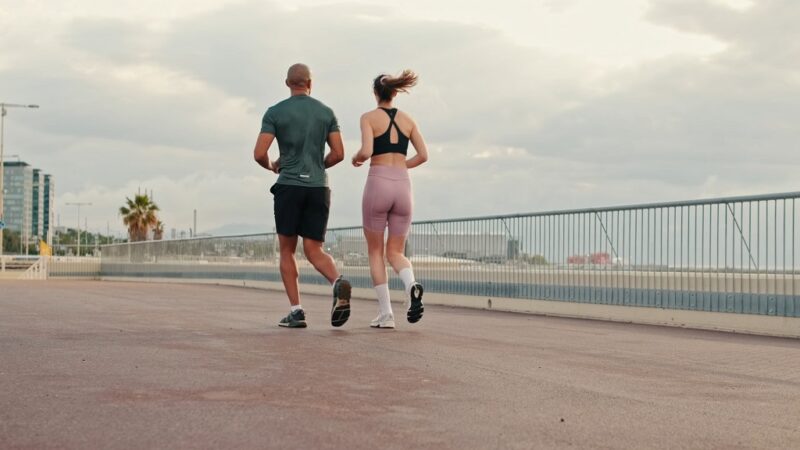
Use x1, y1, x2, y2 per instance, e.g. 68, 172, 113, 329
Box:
253, 63, 351, 328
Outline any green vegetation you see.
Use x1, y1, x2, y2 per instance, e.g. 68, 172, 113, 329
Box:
2, 229, 23, 254
53, 228, 119, 256
1, 228, 119, 256
119, 194, 161, 242
520, 254, 548, 265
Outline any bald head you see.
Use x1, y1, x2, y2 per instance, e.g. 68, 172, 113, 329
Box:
286, 63, 312, 89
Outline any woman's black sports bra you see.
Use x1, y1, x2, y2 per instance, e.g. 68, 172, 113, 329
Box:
372, 108, 409, 156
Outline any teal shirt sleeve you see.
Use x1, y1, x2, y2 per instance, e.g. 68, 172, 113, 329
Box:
261, 109, 277, 134
328, 111, 340, 134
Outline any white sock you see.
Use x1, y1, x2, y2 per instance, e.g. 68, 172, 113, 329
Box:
291, 304, 303, 312
375, 284, 393, 316
398, 268, 416, 295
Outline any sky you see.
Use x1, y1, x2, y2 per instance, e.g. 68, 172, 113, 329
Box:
1, 0, 798, 237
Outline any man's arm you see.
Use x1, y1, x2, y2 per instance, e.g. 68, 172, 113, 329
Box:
253, 133, 279, 173
324, 131, 345, 168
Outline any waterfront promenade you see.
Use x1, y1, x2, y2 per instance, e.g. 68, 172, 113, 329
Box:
2, 280, 799, 449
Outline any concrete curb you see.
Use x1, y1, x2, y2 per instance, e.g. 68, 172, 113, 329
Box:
99, 276, 800, 339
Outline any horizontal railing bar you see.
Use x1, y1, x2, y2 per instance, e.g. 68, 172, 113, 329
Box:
101, 191, 800, 249
411, 191, 800, 225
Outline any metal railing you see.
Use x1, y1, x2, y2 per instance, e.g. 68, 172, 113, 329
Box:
48, 256, 101, 279
0, 255, 101, 279
97, 192, 800, 317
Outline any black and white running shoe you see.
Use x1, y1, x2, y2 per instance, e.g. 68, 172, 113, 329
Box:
331, 276, 352, 327
278, 309, 307, 328
407, 282, 424, 324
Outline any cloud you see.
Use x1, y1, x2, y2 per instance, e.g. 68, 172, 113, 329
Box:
1, 0, 798, 236
1, 1, 591, 232
148, 2, 590, 142
516, 0, 800, 195
648, 0, 800, 69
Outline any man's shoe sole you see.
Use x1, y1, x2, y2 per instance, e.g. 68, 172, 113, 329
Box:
407, 283, 424, 324
278, 321, 307, 328
331, 279, 352, 327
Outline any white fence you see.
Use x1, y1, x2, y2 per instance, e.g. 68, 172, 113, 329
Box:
0, 256, 100, 280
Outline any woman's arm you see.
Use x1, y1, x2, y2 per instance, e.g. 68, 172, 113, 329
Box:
406, 120, 429, 169
352, 114, 374, 167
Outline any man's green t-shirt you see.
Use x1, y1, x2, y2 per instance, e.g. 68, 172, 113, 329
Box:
260, 95, 340, 187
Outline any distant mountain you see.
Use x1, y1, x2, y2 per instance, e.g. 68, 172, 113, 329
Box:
203, 223, 271, 237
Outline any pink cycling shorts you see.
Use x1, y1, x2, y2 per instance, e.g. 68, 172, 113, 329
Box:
362, 165, 413, 236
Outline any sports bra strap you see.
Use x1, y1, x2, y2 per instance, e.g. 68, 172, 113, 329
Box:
380, 107, 400, 134
381, 107, 397, 122
372, 107, 409, 156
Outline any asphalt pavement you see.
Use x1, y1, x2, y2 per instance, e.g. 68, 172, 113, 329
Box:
1, 280, 799, 449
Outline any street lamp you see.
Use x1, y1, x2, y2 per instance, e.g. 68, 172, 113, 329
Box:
65, 202, 91, 256
1, 102, 39, 259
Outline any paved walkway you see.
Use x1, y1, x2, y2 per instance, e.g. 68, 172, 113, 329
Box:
1, 280, 799, 449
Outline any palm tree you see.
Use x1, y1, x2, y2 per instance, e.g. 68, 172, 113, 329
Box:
153, 220, 165, 241
119, 194, 160, 242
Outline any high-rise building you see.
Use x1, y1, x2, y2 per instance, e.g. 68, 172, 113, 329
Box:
32, 169, 44, 240
43, 174, 54, 245
2, 161, 33, 239
1, 161, 55, 250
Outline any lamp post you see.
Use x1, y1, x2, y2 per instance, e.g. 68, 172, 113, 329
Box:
1, 102, 39, 258
65, 202, 91, 256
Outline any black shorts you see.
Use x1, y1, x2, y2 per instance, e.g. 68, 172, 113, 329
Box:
271, 183, 331, 242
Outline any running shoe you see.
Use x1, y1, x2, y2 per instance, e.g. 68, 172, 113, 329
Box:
331, 276, 352, 327
278, 309, 307, 328
370, 313, 396, 329
407, 282, 424, 324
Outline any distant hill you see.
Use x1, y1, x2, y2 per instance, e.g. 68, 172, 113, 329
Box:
203, 223, 271, 237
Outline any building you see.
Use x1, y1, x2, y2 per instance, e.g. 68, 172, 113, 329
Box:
43, 174, 54, 245
2, 161, 33, 239
32, 169, 44, 240
2, 161, 55, 249
405, 233, 514, 261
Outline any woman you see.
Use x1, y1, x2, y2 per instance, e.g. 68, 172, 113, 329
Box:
351, 70, 429, 329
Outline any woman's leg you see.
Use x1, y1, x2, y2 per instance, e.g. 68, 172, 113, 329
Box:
365, 229, 388, 286
385, 179, 423, 323
362, 174, 394, 321
386, 177, 416, 292
386, 235, 417, 293
385, 235, 412, 274
365, 228, 394, 321
386, 233, 423, 323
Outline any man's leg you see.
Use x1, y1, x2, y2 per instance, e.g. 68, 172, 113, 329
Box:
299, 186, 338, 283
272, 184, 307, 328
302, 238, 339, 283
303, 239, 351, 327
278, 234, 300, 306
299, 187, 351, 327
302, 238, 351, 327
